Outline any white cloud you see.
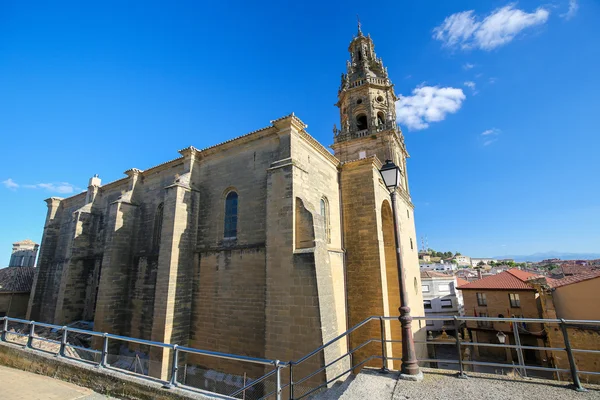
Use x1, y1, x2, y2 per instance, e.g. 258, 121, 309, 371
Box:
481, 128, 501, 146
2, 178, 19, 190
464, 81, 478, 95
561, 0, 578, 20
489, 77, 497, 84
481, 128, 500, 136
2, 179, 79, 194
396, 85, 466, 130
433, 4, 550, 50
463, 63, 475, 70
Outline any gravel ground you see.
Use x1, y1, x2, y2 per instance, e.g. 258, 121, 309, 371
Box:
311, 368, 600, 400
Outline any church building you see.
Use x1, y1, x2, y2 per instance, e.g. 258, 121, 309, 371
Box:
27, 25, 426, 385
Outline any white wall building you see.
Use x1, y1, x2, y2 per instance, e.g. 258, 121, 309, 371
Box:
420, 271, 464, 332
470, 258, 498, 267
453, 255, 471, 266
420, 263, 457, 272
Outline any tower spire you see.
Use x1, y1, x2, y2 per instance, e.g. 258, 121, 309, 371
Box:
357, 14, 363, 36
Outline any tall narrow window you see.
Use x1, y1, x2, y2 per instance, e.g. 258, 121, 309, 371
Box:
477, 292, 487, 306
509, 293, 521, 308
356, 114, 368, 130
224, 191, 238, 239
152, 203, 164, 252
320, 197, 331, 244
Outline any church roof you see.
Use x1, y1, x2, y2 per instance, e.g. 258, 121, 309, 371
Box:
0, 266, 35, 293
13, 239, 37, 246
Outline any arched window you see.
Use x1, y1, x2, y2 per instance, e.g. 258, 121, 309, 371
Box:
356, 114, 368, 130
224, 191, 238, 239
377, 112, 385, 126
152, 203, 164, 252
320, 197, 331, 244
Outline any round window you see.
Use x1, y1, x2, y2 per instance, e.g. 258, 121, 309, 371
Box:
356, 99, 363, 105
377, 96, 384, 102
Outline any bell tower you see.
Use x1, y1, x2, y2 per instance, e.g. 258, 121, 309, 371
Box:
332, 23, 410, 192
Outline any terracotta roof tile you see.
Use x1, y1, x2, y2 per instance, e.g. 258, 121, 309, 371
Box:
457, 268, 538, 291
0, 266, 35, 293
549, 271, 600, 288
456, 277, 470, 287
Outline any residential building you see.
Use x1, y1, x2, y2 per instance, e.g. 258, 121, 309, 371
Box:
470, 258, 498, 267
458, 269, 552, 369
532, 271, 600, 383
453, 255, 471, 266
420, 263, 457, 272
0, 239, 38, 318
26, 25, 427, 383
421, 271, 464, 333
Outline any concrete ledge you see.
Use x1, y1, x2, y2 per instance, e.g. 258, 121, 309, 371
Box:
0, 341, 224, 400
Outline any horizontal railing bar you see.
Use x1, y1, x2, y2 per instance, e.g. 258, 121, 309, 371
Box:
229, 368, 278, 397
417, 358, 459, 364
3, 317, 31, 324
106, 333, 174, 349
461, 360, 570, 373
64, 327, 103, 336
579, 370, 600, 376
295, 316, 379, 365
30, 321, 58, 329
177, 345, 277, 366
65, 343, 102, 355
571, 348, 600, 354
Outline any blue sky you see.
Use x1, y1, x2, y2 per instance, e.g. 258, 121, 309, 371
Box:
1, 0, 599, 266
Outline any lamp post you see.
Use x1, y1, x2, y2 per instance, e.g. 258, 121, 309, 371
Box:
379, 159, 422, 380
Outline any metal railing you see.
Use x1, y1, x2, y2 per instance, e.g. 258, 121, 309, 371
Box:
2, 314, 599, 398
0, 316, 286, 400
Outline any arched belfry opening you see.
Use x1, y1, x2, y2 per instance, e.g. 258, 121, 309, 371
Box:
381, 200, 402, 370
356, 114, 368, 131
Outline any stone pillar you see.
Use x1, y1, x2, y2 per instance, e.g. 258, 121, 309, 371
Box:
94, 199, 138, 337
27, 197, 63, 321
149, 181, 198, 380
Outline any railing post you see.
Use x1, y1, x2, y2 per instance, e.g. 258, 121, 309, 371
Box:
454, 316, 467, 379
100, 333, 109, 367
27, 321, 35, 348
511, 319, 527, 377
559, 319, 587, 392
168, 345, 179, 388
1, 317, 7, 341
289, 361, 294, 400
59, 327, 68, 357
379, 317, 389, 373
275, 360, 282, 400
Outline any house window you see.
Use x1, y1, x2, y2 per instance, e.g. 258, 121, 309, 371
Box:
422, 284, 430, 293
320, 197, 331, 244
476, 292, 487, 306
424, 300, 432, 309
477, 312, 492, 328
224, 191, 238, 239
152, 203, 164, 252
509, 293, 521, 308
439, 284, 450, 292
441, 299, 453, 309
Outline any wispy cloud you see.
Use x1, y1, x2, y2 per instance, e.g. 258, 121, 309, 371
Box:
396, 85, 466, 130
433, 4, 550, 51
561, 0, 578, 20
463, 63, 475, 70
481, 128, 501, 146
489, 77, 497, 84
464, 81, 478, 95
2, 178, 19, 190
2, 178, 80, 194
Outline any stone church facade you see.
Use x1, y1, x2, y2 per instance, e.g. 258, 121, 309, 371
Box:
27, 26, 426, 383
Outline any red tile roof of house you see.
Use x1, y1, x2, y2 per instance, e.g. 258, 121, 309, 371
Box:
457, 268, 541, 291
456, 277, 470, 287
549, 271, 600, 288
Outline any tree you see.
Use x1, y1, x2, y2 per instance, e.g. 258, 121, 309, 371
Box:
455, 252, 462, 256
451, 259, 458, 265
477, 261, 485, 267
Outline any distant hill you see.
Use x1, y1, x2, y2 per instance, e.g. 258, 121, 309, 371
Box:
494, 252, 600, 262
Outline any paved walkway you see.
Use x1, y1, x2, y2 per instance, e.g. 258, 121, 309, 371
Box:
0, 365, 116, 399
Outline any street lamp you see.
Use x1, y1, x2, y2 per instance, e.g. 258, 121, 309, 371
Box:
496, 331, 507, 344
379, 159, 422, 380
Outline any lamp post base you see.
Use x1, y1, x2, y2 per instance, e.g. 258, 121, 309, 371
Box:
399, 371, 424, 382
